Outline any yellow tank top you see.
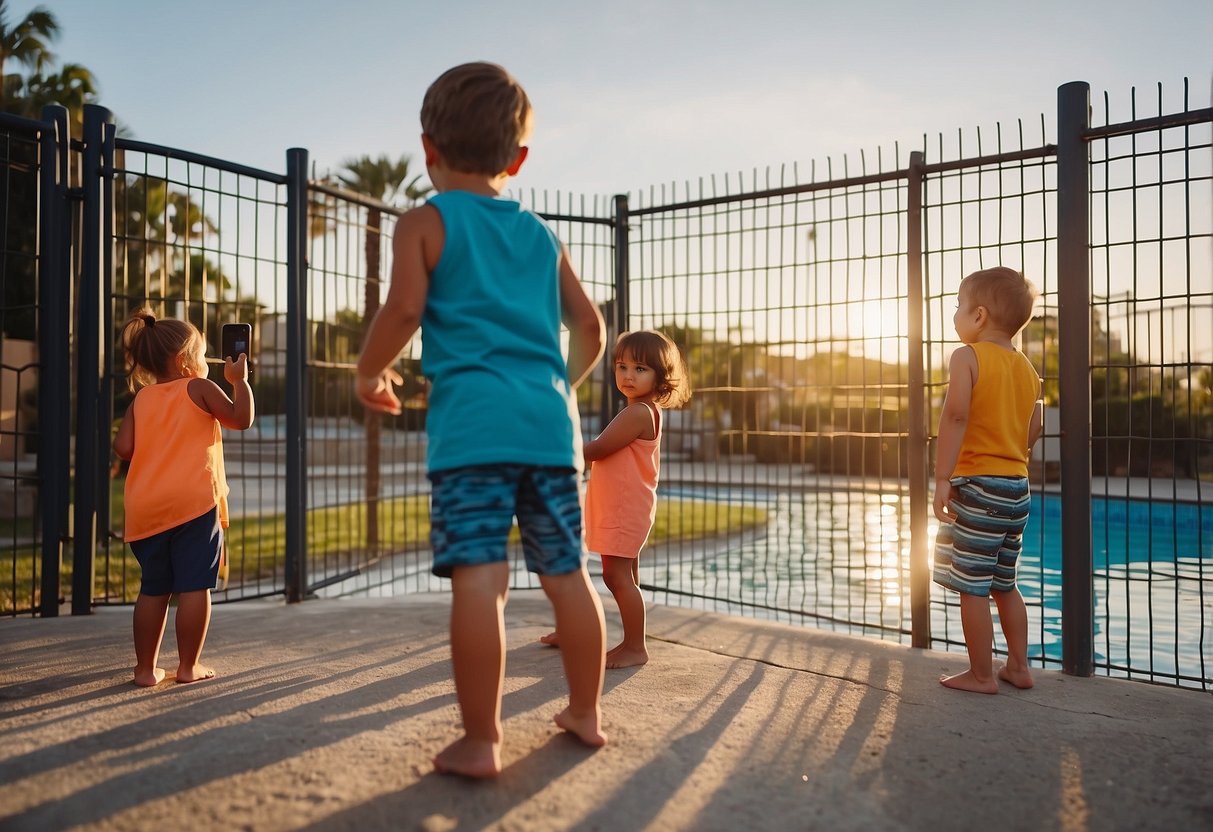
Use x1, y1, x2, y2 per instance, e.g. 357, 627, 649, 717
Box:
124, 378, 229, 542
952, 342, 1040, 478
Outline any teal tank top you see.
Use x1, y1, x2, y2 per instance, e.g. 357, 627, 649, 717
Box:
421, 191, 582, 473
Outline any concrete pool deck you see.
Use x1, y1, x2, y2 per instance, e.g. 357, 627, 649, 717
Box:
2, 592, 1210, 831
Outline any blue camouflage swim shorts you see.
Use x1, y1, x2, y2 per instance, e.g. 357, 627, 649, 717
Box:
428, 464, 585, 579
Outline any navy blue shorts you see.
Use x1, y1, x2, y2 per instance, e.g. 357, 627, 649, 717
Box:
129, 506, 223, 595
428, 464, 585, 579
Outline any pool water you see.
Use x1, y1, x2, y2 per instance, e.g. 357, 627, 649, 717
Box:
647, 487, 1212, 688
1020, 493, 1211, 684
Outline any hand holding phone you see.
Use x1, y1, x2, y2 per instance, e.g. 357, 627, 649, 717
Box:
221, 323, 253, 378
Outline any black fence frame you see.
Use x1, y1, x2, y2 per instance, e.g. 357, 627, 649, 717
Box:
6, 83, 1210, 689
0, 105, 71, 618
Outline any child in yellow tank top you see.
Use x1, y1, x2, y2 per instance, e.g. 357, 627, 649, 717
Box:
933, 268, 1043, 695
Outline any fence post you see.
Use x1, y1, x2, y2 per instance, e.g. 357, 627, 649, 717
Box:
95, 119, 117, 580
38, 105, 69, 616
608, 194, 630, 417
906, 151, 930, 648
613, 194, 630, 330
284, 148, 309, 602
1056, 81, 1094, 676
72, 104, 114, 615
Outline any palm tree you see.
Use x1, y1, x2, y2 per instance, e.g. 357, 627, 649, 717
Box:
0, 0, 58, 108
12, 62, 97, 133
337, 156, 429, 323
115, 178, 222, 302
337, 154, 430, 551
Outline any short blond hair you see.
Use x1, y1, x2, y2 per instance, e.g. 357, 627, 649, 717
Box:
420, 62, 532, 175
961, 267, 1038, 334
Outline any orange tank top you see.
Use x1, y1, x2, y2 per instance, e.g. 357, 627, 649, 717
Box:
584, 403, 661, 558
124, 378, 229, 542
953, 342, 1041, 478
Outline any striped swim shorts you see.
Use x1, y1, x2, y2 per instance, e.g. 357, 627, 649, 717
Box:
932, 475, 1031, 597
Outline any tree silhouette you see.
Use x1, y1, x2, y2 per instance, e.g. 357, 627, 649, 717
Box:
0, 3, 97, 339
0, 0, 57, 108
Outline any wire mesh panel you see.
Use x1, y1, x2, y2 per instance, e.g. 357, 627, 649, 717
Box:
29, 83, 1208, 689
0, 116, 47, 616
626, 153, 917, 641
103, 141, 290, 604
1086, 81, 1213, 687
919, 121, 1061, 668
303, 182, 433, 597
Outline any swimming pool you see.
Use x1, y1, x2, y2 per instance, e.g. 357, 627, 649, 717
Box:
645, 486, 1212, 689
1017, 493, 1211, 685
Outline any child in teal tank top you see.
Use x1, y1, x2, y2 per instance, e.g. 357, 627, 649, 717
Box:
355, 63, 608, 778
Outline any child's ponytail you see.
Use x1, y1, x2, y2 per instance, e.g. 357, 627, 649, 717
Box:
121, 307, 204, 390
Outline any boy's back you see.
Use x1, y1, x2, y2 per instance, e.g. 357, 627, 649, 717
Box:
354, 62, 608, 777
953, 341, 1039, 477
932, 266, 1042, 695
421, 190, 581, 473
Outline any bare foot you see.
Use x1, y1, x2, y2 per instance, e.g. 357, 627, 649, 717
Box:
175, 665, 216, 684
133, 667, 166, 687
554, 706, 607, 748
605, 645, 649, 669
998, 664, 1035, 689
432, 736, 501, 779
539, 631, 560, 647
940, 669, 999, 694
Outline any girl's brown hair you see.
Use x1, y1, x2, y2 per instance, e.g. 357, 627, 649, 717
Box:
120, 307, 206, 391
613, 330, 692, 408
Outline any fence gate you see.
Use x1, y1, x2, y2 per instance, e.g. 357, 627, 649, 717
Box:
3, 86, 1209, 691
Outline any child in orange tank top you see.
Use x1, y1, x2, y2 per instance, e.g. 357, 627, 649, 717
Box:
541, 330, 691, 668
113, 308, 255, 687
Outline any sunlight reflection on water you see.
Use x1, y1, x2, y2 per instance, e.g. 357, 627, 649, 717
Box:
649, 486, 1212, 687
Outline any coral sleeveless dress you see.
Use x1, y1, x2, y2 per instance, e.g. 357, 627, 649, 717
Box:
584, 403, 661, 558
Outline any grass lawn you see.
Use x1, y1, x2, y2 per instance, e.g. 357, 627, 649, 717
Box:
2, 482, 768, 613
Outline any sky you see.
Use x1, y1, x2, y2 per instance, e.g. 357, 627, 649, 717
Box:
29, 0, 1213, 199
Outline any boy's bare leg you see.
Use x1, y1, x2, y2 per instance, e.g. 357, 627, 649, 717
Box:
435, 562, 509, 778
539, 567, 607, 747
941, 591, 999, 694
538, 631, 560, 646
602, 555, 648, 668
133, 593, 171, 687
993, 587, 1034, 689
174, 589, 215, 683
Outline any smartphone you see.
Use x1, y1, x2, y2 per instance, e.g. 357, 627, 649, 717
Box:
221, 323, 252, 372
